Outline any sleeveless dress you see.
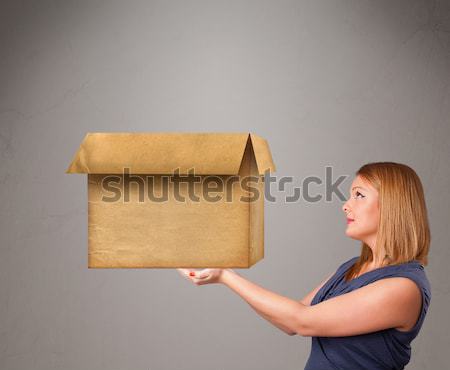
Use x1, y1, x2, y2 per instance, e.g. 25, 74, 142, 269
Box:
304, 256, 431, 370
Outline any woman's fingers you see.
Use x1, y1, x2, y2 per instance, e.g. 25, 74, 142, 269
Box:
177, 268, 204, 280
197, 269, 211, 279
177, 268, 194, 279
177, 268, 218, 285
177, 268, 210, 277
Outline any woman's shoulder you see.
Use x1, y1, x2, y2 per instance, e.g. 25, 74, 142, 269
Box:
388, 260, 431, 293
385, 261, 432, 338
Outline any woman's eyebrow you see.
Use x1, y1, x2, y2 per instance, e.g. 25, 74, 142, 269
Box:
351, 186, 367, 191
349, 186, 367, 195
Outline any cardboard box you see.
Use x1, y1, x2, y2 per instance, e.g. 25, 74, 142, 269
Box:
66, 133, 276, 268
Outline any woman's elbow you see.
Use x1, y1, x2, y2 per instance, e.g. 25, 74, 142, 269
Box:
292, 318, 314, 337
292, 326, 313, 337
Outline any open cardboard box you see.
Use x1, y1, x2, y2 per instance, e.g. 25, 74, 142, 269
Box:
67, 133, 276, 268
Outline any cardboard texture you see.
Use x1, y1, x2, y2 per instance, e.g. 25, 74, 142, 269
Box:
67, 133, 276, 268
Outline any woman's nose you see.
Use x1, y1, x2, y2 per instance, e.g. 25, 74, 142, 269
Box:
342, 202, 350, 214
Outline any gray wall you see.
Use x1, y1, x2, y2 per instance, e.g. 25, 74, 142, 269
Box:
1, 1, 449, 369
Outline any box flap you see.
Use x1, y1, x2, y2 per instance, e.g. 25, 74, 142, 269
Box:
66, 132, 275, 175
249, 134, 276, 174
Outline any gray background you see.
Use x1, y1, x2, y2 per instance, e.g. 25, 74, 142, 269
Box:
1, 0, 449, 369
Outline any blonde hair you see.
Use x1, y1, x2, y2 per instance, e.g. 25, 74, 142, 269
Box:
344, 162, 430, 282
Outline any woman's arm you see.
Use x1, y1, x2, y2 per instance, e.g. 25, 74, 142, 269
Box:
252, 272, 334, 334
220, 269, 306, 336
251, 309, 296, 335
220, 269, 422, 337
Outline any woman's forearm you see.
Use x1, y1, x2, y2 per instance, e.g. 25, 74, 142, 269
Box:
251, 306, 297, 335
220, 269, 306, 336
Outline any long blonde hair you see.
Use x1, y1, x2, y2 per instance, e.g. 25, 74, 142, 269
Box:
344, 162, 430, 282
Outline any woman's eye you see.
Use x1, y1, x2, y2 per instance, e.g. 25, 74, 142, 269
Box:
355, 191, 365, 199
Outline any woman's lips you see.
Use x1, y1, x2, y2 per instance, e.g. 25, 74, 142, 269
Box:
347, 218, 354, 224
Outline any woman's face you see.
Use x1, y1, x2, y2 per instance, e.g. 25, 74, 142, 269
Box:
342, 175, 380, 245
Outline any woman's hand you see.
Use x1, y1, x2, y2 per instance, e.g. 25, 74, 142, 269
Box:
177, 268, 230, 285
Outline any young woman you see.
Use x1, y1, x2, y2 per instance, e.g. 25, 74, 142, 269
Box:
178, 162, 431, 370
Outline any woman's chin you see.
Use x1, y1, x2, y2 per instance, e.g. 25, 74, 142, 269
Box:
345, 229, 359, 240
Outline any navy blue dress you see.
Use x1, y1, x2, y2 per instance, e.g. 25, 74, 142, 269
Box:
304, 256, 431, 370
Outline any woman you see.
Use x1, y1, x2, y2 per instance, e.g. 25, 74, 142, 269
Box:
177, 162, 431, 370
